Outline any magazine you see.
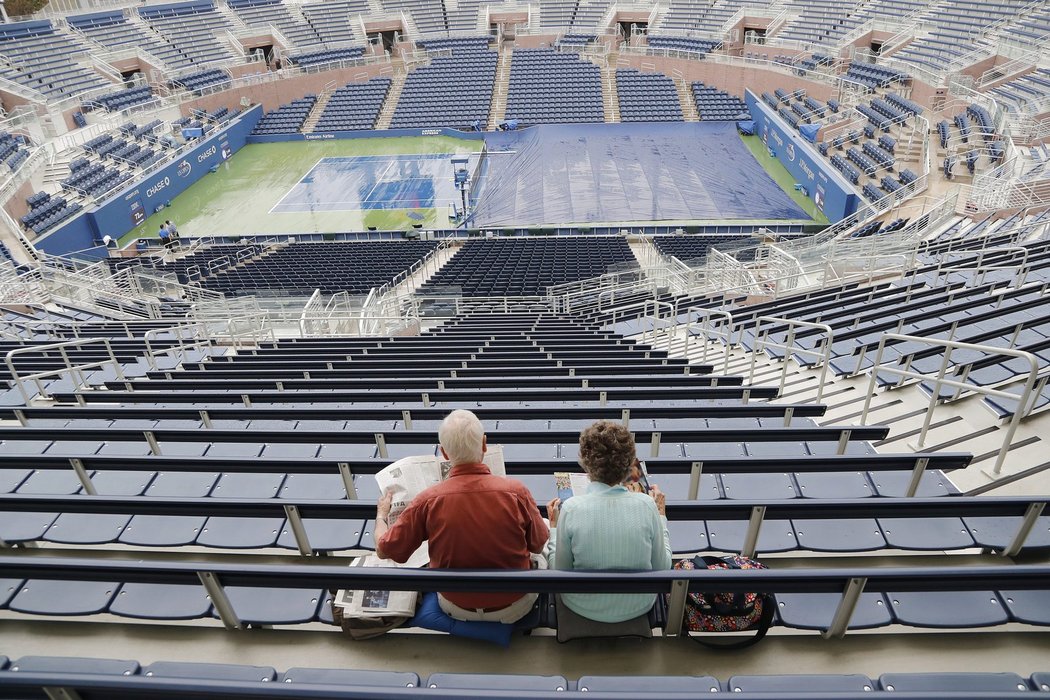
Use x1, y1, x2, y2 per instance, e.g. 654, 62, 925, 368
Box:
554, 461, 651, 501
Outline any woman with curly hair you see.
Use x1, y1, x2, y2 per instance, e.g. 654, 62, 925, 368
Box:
546, 420, 671, 623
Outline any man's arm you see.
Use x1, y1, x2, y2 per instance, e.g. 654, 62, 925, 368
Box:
375, 490, 425, 563
520, 492, 550, 554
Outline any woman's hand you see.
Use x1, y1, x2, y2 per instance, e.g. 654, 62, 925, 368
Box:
625, 481, 645, 493
649, 485, 666, 516
546, 497, 561, 527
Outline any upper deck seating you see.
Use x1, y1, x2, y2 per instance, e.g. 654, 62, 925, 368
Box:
138, 0, 237, 67
228, 0, 324, 47
299, 0, 368, 43
0, 20, 111, 100
67, 10, 189, 68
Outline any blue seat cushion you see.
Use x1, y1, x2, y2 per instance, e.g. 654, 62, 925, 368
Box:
409, 592, 515, 647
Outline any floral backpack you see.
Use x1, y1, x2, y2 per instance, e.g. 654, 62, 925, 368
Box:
671, 555, 775, 649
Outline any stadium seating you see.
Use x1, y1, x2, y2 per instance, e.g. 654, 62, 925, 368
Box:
691, 83, 749, 121
251, 96, 317, 135
287, 47, 365, 69
653, 235, 756, 264
0, 132, 29, 175
192, 241, 438, 295
991, 68, 1050, 113
0, 20, 111, 100
299, 0, 367, 43
169, 68, 231, 94
312, 78, 391, 132
419, 237, 635, 296
391, 40, 497, 129
137, 0, 236, 67
20, 193, 83, 236
647, 35, 720, 55
67, 10, 190, 69
228, 0, 324, 47
86, 85, 155, 113
505, 49, 604, 125
616, 69, 683, 122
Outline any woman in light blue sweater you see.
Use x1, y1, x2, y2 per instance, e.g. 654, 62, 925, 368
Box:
546, 420, 672, 623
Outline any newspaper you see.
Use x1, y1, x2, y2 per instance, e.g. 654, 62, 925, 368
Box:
333, 550, 429, 618
374, 444, 506, 527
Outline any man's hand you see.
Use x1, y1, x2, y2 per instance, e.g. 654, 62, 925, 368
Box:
546, 497, 561, 527
377, 490, 393, 522
649, 485, 666, 516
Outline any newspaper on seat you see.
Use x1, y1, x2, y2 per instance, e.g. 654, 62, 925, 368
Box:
334, 445, 506, 618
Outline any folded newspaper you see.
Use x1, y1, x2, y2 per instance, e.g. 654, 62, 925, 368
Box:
334, 446, 506, 618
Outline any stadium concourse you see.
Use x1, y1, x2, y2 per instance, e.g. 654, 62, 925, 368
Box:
1, 0, 1050, 697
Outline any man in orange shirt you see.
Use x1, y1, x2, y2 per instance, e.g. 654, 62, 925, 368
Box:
375, 409, 549, 623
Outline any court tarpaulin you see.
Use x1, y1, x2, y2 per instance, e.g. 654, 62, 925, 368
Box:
471, 122, 809, 227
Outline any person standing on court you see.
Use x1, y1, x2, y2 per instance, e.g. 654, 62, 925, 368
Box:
375, 409, 549, 624
165, 220, 180, 246
158, 223, 172, 251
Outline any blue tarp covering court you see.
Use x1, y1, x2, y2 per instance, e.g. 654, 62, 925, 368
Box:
472, 122, 808, 227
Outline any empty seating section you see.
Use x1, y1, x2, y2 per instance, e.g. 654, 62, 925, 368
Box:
20, 192, 83, 236
288, 47, 365, 68
647, 35, 720, 56
312, 78, 391, 132
228, 0, 323, 47
419, 237, 635, 296
652, 235, 755, 264
991, 68, 1050, 113
892, 0, 1030, 71
86, 85, 155, 113
691, 83, 748, 121
251, 96, 317, 135
777, 0, 868, 46
616, 69, 683, 122
381, 0, 448, 35
571, 0, 614, 28
67, 10, 188, 69
299, 0, 367, 43
658, 0, 775, 34
169, 68, 231, 94
0, 132, 29, 174
195, 241, 437, 295
0, 20, 111, 100
505, 49, 604, 125
391, 41, 497, 129
137, 0, 237, 67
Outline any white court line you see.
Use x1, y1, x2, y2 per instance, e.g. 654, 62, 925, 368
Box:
361, 158, 399, 206
268, 157, 327, 215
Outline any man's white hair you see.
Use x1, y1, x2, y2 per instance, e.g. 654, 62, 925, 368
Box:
438, 409, 485, 465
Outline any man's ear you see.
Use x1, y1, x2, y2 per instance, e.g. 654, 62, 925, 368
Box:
439, 446, 449, 461
481, 435, 488, 455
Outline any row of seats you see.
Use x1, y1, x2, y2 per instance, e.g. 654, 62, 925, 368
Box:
251, 96, 317, 135
505, 49, 604, 125
616, 68, 683, 122
391, 46, 497, 129
311, 77, 391, 132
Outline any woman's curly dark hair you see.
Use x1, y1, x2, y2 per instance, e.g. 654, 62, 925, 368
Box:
578, 420, 636, 486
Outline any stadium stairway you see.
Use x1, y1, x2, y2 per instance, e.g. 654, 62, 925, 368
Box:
487, 47, 513, 131
593, 51, 620, 123
675, 77, 700, 121
299, 86, 337, 133
375, 64, 408, 131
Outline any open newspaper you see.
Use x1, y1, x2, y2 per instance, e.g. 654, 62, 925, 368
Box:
334, 445, 506, 618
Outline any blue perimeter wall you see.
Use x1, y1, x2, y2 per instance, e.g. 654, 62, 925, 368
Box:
248, 127, 487, 144
35, 105, 264, 259
744, 90, 859, 223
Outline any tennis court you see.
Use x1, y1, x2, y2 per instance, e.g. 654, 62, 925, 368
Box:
271, 154, 470, 214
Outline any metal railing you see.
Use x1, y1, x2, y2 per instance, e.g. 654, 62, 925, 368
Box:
747, 316, 834, 402
860, 333, 1043, 476
5, 337, 125, 404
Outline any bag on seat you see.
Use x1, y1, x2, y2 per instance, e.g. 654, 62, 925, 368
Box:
672, 555, 774, 649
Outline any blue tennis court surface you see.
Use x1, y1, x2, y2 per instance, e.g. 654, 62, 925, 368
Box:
272, 154, 463, 214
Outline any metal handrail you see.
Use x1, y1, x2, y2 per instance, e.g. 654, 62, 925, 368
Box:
5, 338, 126, 404
932, 247, 1031, 289
748, 316, 834, 402
859, 333, 1042, 475
681, 307, 736, 375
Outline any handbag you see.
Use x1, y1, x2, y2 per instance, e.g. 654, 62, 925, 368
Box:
672, 555, 775, 649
